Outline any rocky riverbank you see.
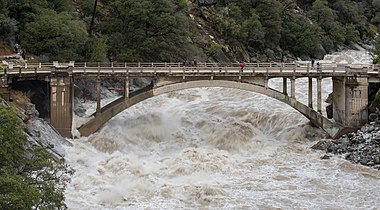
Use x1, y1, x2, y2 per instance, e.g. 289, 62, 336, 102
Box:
7, 90, 71, 160
312, 123, 380, 170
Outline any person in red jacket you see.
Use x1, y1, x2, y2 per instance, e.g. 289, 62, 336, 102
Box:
239, 62, 245, 72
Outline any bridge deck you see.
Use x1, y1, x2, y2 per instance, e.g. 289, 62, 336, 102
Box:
1, 62, 379, 78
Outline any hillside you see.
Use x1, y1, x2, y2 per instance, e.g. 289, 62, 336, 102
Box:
0, 0, 380, 63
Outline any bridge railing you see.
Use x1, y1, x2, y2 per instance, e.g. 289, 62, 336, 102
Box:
2, 62, 380, 76
4, 62, 53, 75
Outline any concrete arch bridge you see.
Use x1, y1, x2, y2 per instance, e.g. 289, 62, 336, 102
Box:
1, 61, 378, 139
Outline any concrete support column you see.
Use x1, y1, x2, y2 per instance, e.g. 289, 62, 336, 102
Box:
283, 78, 287, 95
308, 77, 313, 108
50, 76, 73, 137
96, 78, 101, 116
124, 77, 129, 98
317, 78, 322, 113
332, 77, 368, 128
291, 78, 295, 99
0, 75, 9, 100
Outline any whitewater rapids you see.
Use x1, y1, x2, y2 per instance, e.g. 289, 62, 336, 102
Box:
64, 50, 380, 209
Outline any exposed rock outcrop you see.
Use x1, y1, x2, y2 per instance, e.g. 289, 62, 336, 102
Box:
312, 123, 380, 170
8, 90, 71, 160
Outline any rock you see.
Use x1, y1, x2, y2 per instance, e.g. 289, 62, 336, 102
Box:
373, 131, 380, 141
374, 156, 380, 164
198, 0, 216, 5
311, 140, 334, 150
369, 113, 378, 122
310, 44, 326, 59
347, 132, 355, 138
361, 125, 373, 133
26, 102, 39, 118
312, 123, 380, 170
25, 118, 72, 160
321, 154, 331, 159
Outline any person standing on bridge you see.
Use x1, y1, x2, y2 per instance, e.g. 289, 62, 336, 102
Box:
239, 61, 245, 72
311, 59, 315, 68
316, 62, 320, 72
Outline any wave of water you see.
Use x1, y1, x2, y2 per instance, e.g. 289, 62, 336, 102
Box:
64, 50, 380, 209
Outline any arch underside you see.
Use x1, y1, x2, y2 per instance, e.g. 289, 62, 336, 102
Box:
78, 80, 340, 138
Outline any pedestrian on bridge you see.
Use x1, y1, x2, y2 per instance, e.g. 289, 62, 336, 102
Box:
316, 62, 320, 72
311, 59, 315, 68
182, 59, 189, 67
239, 62, 245, 72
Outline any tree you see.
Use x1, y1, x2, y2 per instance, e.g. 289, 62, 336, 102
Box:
211, 3, 242, 40
0, 102, 73, 210
19, 9, 89, 61
89, 36, 108, 62
0, 0, 10, 16
240, 11, 265, 48
309, 0, 347, 51
280, 14, 321, 56
255, 0, 284, 48
89, 0, 98, 37
309, 0, 334, 27
7, 0, 49, 30
0, 14, 18, 45
372, 35, 380, 64
101, 0, 194, 62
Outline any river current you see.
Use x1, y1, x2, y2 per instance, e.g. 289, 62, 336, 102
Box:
65, 50, 380, 209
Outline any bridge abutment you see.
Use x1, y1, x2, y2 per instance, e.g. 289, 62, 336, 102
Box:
50, 76, 73, 137
333, 77, 368, 129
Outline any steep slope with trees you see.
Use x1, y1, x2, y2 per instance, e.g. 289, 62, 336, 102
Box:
1, 0, 380, 62
0, 101, 73, 209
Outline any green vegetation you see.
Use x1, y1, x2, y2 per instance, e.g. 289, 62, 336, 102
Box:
19, 9, 89, 61
0, 102, 73, 209
0, 0, 380, 62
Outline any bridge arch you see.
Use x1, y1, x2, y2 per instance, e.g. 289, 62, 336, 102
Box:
78, 80, 340, 138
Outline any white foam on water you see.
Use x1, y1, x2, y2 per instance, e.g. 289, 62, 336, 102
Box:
65, 50, 380, 209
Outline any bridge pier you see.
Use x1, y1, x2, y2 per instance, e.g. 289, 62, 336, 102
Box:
308, 78, 313, 108
333, 77, 368, 129
317, 77, 322, 113
291, 77, 295, 99
0, 74, 9, 101
96, 78, 101, 116
283, 78, 287, 95
124, 77, 129, 98
50, 76, 73, 137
